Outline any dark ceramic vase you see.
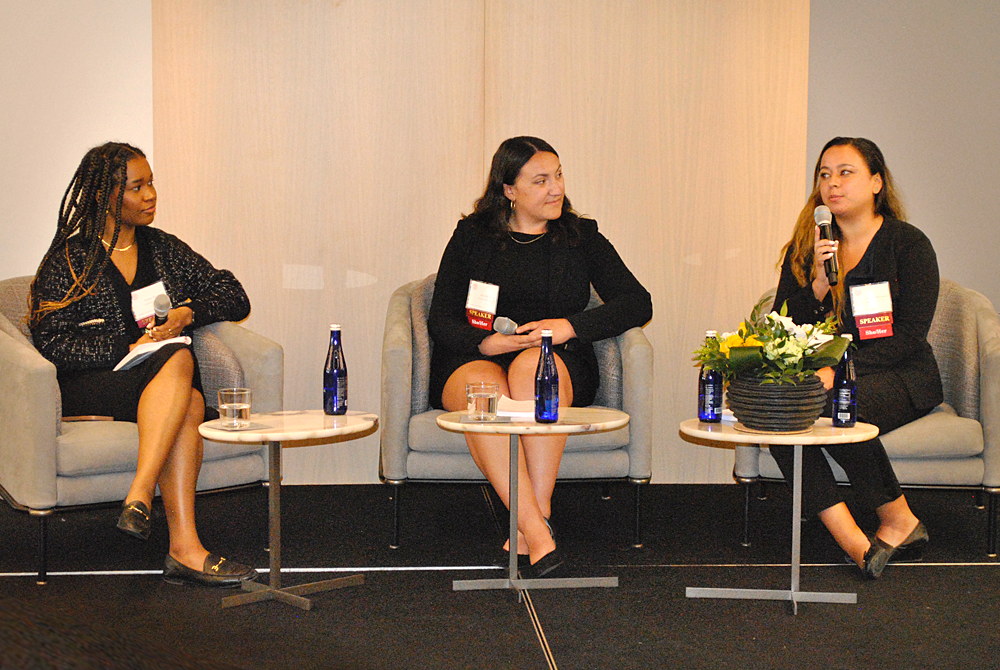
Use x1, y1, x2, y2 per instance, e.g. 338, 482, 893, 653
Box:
725, 373, 827, 432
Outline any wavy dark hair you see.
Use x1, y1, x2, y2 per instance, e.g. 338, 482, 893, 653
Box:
468, 136, 582, 247
779, 136, 906, 321
29, 142, 146, 327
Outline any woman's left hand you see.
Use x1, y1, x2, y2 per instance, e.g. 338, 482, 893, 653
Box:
147, 306, 194, 341
515, 318, 577, 345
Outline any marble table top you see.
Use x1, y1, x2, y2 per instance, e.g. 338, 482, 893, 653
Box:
679, 416, 878, 446
199, 409, 378, 445
437, 406, 629, 435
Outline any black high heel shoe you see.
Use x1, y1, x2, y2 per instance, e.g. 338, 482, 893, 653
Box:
520, 549, 564, 580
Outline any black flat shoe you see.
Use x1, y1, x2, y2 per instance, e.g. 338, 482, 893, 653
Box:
117, 501, 151, 541
162, 553, 258, 588
893, 521, 929, 562
861, 537, 895, 579
520, 549, 564, 580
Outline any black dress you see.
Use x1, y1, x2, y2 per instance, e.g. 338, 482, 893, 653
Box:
427, 216, 652, 409
58, 242, 210, 423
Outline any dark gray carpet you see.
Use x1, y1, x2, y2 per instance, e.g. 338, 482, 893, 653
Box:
1, 484, 998, 669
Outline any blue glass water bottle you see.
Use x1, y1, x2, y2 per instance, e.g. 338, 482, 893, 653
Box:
832, 333, 856, 427
323, 324, 348, 415
698, 330, 723, 423
535, 329, 559, 423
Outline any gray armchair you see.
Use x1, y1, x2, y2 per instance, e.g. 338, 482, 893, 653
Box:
734, 278, 1000, 555
380, 274, 653, 549
0, 275, 284, 582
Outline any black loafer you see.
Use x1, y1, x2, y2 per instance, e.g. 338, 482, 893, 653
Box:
893, 521, 929, 561
496, 550, 531, 569
520, 549, 564, 580
162, 553, 258, 588
117, 501, 151, 541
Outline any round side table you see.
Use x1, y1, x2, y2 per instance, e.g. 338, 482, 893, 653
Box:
200, 409, 378, 610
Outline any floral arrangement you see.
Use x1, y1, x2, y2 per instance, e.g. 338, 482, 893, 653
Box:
694, 298, 850, 384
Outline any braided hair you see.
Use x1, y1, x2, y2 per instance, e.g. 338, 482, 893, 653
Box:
29, 142, 146, 328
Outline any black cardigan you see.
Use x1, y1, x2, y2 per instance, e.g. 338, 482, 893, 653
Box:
428, 216, 652, 356
774, 217, 943, 412
31, 226, 250, 373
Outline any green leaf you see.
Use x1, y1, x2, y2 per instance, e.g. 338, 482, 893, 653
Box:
806, 335, 850, 369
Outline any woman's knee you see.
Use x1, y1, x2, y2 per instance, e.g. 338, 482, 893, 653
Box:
442, 361, 508, 410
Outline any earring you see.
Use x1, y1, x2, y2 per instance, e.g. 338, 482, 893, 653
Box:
510, 199, 516, 212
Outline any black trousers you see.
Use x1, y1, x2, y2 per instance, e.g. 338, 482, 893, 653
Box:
769, 371, 930, 518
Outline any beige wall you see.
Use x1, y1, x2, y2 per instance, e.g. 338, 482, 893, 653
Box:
0, 0, 153, 279
151, 0, 810, 484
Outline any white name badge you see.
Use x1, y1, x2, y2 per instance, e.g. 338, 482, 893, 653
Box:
849, 281, 893, 339
466, 280, 499, 330
131, 280, 168, 329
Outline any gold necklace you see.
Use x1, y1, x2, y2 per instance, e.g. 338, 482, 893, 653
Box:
508, 230, 547, 245
102, 238, 135, 253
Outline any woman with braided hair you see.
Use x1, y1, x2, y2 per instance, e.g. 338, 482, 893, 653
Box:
29, 142, 257, 587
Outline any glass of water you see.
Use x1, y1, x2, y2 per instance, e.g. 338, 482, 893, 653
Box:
218, 388, 251, 429
466, 382, 499, 421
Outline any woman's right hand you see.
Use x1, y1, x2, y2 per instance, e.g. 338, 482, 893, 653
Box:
477, 332, 536, 357
811, 225, 838, 300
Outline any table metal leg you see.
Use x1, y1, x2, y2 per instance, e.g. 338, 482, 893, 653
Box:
453, 434, 618, 593
221, 440, 364, 610
686, 442, 856, 613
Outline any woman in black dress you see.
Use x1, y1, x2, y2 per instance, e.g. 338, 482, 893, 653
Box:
770, 137, 939, 578
29, 142, 256, 587
428, 137, 652, 577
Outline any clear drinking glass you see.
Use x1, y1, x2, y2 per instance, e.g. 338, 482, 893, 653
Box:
465, 382, 499, 421
218, 388, 251, 428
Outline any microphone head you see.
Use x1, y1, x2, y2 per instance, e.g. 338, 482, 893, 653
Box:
814, 205, 833, 226
493, 316, 518, 335
153, 294, 171, 317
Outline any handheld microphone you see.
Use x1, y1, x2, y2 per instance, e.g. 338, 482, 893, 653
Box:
814, 205, 839, 286
153, 294, 171, 327
493, 316, 518, 335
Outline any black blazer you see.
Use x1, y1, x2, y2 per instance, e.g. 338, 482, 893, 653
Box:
774, 217, 943, 412
427, 216, 652, 357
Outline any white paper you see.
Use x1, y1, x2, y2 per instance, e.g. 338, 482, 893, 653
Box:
130, 280, 168, 328
849, 281, 892, 316
113, 336, 191, 372
466, 280, 499, 314
496, 395, 535, 418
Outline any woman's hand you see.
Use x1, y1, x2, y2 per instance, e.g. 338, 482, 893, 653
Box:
477, 331, 537, 356
811, 225, 837, 301
816, 366, 835, 391
516, 318, 577, 345
146, 306, 194, 342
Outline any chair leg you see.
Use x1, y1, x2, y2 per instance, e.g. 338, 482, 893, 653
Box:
632, 483, 643, 549
389, 483, 402, 550
988, 491, 998, 558
741, 481, 753, 548
34, 511, 50, 585
601, 483, 611, 501
975, 489, 986, 510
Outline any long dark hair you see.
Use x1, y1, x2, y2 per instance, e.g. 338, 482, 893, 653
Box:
469, 136, 582, 246
780, 136, 906, 322
29, 142, 146, 327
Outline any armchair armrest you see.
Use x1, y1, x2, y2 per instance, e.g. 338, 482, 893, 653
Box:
978, 302, 1000, 488
0, 327, 59, 509
620, 326, 653, 480
380, 286, 415, 482
205, 321, 283, 414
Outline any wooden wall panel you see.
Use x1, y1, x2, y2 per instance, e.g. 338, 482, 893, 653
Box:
152, 0, 808, 484
485, 0, 810, 482
153, 0, 485, 483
